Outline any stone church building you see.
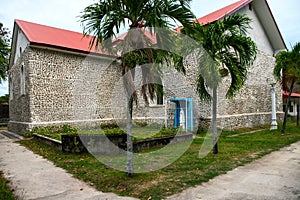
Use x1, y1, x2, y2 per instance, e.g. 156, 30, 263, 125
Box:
8, 0, 286, 134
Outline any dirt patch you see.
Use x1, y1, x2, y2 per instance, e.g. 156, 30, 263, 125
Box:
134, 174, 167, 192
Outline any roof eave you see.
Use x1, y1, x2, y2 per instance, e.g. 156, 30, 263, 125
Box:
8, 21, 21, 69
29, 42, 116, 60
252, 0, 287, 52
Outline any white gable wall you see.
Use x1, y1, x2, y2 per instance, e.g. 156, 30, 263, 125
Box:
13, 27, 29, 64
237, 5, 274, 55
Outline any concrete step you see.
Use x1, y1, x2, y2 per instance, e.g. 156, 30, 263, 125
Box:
0, 130, 23, 140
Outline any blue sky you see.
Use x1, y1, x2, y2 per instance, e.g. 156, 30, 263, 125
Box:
0, 0, 299, 96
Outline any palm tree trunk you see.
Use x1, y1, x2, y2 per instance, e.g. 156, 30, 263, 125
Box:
122, 64, 135, 177
212, 87, 218, 154
281, 79, 295, 135
127, 96, 134, 177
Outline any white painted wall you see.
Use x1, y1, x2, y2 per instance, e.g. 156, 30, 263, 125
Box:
237, 5, 274, 55
13, 28, 29, 64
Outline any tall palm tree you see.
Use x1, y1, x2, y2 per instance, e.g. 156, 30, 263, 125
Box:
183, 14, 257, 154
274, 42, 300, 134
80, 0, 195, 176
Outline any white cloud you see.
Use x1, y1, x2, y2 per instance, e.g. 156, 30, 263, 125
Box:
0, 81, 8, 96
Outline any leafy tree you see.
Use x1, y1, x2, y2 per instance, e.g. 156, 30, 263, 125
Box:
274, 42, 300, 133
0, 94, 9, 104
80, 0, 195, 176
183, 14, 257, 154
0, 22, 10, 84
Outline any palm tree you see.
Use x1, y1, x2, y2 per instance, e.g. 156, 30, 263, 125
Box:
183, 14, 257, 154
274, 42, 300, 134
80, 0, 195, 176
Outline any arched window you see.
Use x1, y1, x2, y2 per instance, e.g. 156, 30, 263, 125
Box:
9, 79, 13, 100
149, 84, 164, 106
20, 64, 25, 95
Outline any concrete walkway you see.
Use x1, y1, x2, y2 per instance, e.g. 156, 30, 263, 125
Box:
168, 141, 300, 200
0, 131, 137, 200
0, 130, 300, 200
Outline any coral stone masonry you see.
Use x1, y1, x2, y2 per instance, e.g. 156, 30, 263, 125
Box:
8, 0, 286, 134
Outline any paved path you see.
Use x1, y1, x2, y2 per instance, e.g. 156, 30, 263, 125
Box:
168, 141, 300, 200
1, 130, 300, 200
0, 131, 137, 200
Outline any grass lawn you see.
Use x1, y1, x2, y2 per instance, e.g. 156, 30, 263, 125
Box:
18, 121, 300, 200
0, 172, 16, 200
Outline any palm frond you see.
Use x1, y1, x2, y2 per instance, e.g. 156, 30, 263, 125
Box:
196, 74, 211, 102
183, 13, 257, 99
275, 42, 300, 87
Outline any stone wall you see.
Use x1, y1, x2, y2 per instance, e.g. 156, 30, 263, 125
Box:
9, 26, 283, 134
8, 47, 32, 134
9, 46, 123, 133
27, 48, 120, 124
8, 46, 283, 134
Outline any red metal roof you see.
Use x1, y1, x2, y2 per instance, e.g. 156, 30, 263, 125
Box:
282, 90, 300, 98
197, 0, 253, 25
17, 0, 279, 55
113, 29, 157, 45
15, 19, 108, 55
174, 0, 253, 32
16, 19, 158, 55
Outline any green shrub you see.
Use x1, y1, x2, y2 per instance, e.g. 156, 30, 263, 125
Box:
152, 128, 178, 138
100, 122, 119, 129
24, 125, 78, 140
104, 128, 126, 136
135, 121, 148, 127
22, 131, 33, 138
62, 125, 78, 135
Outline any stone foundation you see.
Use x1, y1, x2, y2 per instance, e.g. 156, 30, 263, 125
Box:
199, 112, 284, 131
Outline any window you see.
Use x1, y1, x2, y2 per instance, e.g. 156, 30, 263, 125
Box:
149, 93, 164, 106
9, 79, 13, 100
156, 92, 164, 105
148, 84, 164, 106
288, 101, 293, 113
20, 64, 25, 95
289, 105, 294, 113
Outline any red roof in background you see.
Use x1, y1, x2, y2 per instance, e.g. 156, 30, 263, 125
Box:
174, 0, 253, 32
197, 0, 253, 24
282, 90, 300, 98
15, 19, 109, 56
113, 29, 157, 45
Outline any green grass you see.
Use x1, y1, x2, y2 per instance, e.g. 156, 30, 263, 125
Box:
18, 121, 300, 200
0, 172, 16, 200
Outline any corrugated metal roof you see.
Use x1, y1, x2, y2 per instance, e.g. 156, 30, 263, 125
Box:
174, 0, 253, 32
15, 0, 285, 55
16, 19, 108, 55
197, 0, 253, 24
282, 90, 300, 98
